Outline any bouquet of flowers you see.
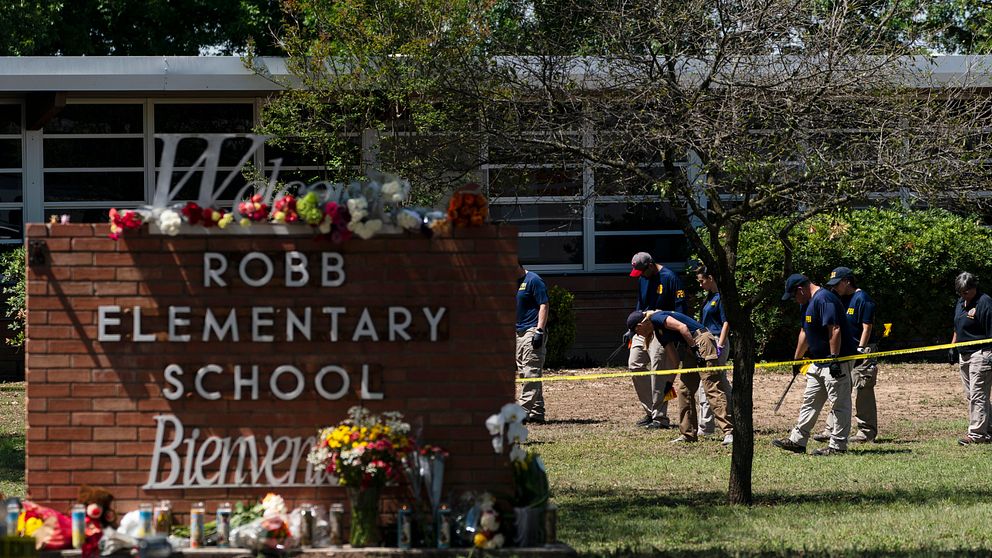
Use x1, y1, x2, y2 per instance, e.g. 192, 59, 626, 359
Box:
446, 185, 489, 228
108, 208, 143, 240
486, 404, 549, 508
307, 407, 413, 489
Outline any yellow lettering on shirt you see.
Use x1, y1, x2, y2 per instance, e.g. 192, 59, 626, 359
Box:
805, 315, 812, 323
676, 290, 685, 298
710, 300, 717, 306
847, 308, 855, 315
518, 283, 526, 291
657, 285, 664, 294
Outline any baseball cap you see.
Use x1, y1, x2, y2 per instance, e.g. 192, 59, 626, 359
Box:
825, 266, 854, 287
629, 252, 654, 277
782, 273, 809, 301
626, 311, 646, 333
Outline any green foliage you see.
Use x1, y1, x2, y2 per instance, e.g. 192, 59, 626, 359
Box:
734, 208, 992, 359
0, 1, 283, 56
545, 285, 576, 369
0, 248, 24, 349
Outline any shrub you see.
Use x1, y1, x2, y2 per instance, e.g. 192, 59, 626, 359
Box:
0, 247, 24, 348
545, 284, 576, 369
732, 208, 992, 359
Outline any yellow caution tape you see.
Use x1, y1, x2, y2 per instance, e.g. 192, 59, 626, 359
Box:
515, 337, 991, 383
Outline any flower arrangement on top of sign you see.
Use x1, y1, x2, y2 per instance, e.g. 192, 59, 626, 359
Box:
107, 174, 490, 241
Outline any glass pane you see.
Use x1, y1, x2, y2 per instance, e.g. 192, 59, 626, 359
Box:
0, 209, 24, 241
44, 207, 112, 224
488, 137, 581, 165
595, 202, 682, 231
519, 236, 583, 266
0, 174, 23, 203
380, 134, 478, 169
43, 104, 142, 134
155, 103, 253, 133
594, 166, 689, 196
155, 136, 259, 167
0, 140, 20, 168
490, 203, 582, 233
168, 171, 248, 202
44, 138, 144, 168
0, 105, 20, 134
595, 234, 688, 265
488, 168, 582, 197
44, 172, 144, 202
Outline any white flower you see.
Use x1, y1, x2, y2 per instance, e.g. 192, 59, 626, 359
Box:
508, 444, 527, 463
158, 209, 182, 236
318, 218, 332, 234
347, 197, 369, 221
506, 422, 528, 445
485, 414, 504, 436
500, 403, 527, 424
397, 209, 422, 231
381, 176, 410, 203
349, 218, 382, 239
261, 493, 286, 518
491, 436, 503, 454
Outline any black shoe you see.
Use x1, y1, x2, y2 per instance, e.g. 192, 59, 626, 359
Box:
635, 414, 653, 427
645, 419, 672, 430
959, 435, 989, 446
812, 432, 831, 443
772, 438, 806, 454
812, 447, 847, 456
524, 416, 545, 425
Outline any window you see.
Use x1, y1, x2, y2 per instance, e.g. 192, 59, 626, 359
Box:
0, 103, 23, 243
42, 103, 145, 220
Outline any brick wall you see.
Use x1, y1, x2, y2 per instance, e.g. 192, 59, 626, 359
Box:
24, 223, 517, 516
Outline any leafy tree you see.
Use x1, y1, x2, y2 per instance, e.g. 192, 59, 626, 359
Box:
267, 0, 992, 506
0, 0, 284, 55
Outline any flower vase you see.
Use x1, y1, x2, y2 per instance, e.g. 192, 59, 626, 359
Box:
347, 487, 382, 547
513, 506, 545, 547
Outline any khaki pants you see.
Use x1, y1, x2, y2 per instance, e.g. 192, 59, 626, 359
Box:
516, 328, 546, 420
789, 361, 854, 451
959, 348, 992, 440
676, 330, 733, 439
628, 333, 672, 421
825, 353, 878, 440
698, 347, 732, 434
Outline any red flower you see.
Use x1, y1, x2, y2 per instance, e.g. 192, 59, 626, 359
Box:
181, 202, 203, 225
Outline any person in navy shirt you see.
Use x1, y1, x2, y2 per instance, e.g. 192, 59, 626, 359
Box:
628, 252, 687, 430
516, 262, 549, 423
814, 267, 879, 443
949, 272, 992, 445
695, 266, 733, 441
773, 273, 856, 456
627, 308, 733, 445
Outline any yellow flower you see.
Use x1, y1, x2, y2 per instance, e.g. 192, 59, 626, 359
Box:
23, 516, 43, 537
474, 533, 488, 548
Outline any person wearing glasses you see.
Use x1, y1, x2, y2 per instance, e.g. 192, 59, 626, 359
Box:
949, 272, 992, 446
773, 273, 857, 456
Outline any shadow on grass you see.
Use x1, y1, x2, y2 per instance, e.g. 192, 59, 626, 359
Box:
547, 419, 607, 425
0, 435, 24, 484
559, 486, 992, 556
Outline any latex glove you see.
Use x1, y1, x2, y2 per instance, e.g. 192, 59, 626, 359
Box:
857, 346, 871, 355
691, 346, 706, 367
792, 364, 801, 376
717, 344, 724, 358
622, 330, 633, 345
827, 355, 844, 379
948, 347, 959, 365
532, 329, 545, 349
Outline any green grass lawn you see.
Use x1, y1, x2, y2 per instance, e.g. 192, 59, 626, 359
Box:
0, 382, 23, 500
540, 413, 992, 556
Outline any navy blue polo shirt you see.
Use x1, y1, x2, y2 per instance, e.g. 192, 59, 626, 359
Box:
802, 288, 857, 359
649, 311, 706, 344
954, 291, 992, 348
844, 289, 876, 343
699, 291, 726, 337
635, 266, 687, 314
516, 271, 549, 332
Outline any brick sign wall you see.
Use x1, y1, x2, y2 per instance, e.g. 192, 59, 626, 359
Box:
24, 223, 517, 515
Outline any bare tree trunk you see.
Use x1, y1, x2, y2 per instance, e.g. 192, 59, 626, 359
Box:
728, 320, 756, 505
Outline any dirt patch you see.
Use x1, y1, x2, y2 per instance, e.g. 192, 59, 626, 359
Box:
528, 362, 966, 438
